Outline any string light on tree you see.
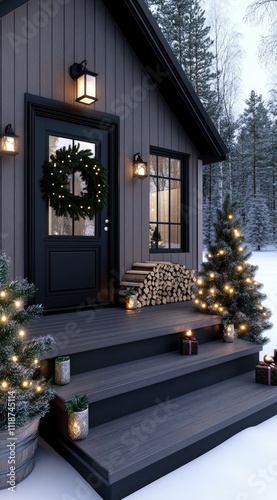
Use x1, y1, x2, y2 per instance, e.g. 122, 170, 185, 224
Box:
0, 252, 55, 430
193, 194, 272, 345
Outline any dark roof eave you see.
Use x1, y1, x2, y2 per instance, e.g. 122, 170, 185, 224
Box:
0, 0, 28, 17
101, 0, 228, 165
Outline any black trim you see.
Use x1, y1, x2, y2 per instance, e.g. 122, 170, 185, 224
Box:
24, 93, 120, 308
0, 0, 28, 17
149, 147, 189, 254
101, 0, 228, 165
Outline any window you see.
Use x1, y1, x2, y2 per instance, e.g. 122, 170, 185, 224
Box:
149, 151, 188, 252
48, 135, 96, 236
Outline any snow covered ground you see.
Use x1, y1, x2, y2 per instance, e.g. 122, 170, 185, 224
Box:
1, 250, 277, 500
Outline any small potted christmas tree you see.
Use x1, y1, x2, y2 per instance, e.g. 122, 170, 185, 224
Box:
0, 253, 55, 489
193, 194, 272, 344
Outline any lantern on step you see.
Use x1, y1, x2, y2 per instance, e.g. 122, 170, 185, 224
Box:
223, 323, 235, 343
125, 287, 138, 310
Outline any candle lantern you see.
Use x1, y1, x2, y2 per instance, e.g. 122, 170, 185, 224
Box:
133, 153, 148, 178
223, 324, 235, 343
54, 356, 70, 385
65, 394, 89, 440
125, 287, 138, 310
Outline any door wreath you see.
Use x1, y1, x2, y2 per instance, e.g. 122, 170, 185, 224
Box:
40, 144, 108, 221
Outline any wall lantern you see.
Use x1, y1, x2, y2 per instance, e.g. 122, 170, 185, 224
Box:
0, 124, 19, 156
133, 153, 148, 178
69, 60, 98, 105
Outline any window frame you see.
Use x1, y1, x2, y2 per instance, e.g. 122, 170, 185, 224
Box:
149, 147, 189, 254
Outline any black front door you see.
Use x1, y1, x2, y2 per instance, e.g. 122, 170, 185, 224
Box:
26, 100, 118, 311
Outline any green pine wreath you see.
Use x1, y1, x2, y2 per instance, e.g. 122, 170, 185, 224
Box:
41, 144, 108, 221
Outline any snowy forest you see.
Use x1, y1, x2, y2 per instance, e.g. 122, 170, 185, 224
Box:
145, 0, 277, 250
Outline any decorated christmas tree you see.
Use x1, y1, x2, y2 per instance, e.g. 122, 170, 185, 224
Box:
0, 253, 55, 429
193, 194, 272, 344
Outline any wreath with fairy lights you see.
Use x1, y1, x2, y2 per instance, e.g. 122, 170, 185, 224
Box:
40, 144, 108, 221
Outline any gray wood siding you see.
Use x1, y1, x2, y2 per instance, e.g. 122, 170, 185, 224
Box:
0, 0, 202, 282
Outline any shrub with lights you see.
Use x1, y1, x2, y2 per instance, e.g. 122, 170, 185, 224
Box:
0, 253, 55, 430
193, 194, 272, 345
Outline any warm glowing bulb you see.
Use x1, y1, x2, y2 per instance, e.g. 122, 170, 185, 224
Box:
0, 290, 6, 297
224, 285, 229, 291
246, 278, 251, 283
34, 359, 39, 365
219, 306, 224, 312
185, 329, 192, 337
207, 253, 212, 258
194, 299, 199, 304
19, 329, 25, 337
201, 303, 206, 308
234, 229, 240, 238
228, 214, 233, 220
1, 315, 7, 322
22, 380, 29, 388
11, 355, 18, 362
210, 288, 215, 295
229, 288, 234, 294
240, 324, 246, 331
209, 273, 215, 278
14, 300, 22, 308
218, 250, 224, 255
199, 290, 203, 295
36, 385, 42, 392
1, 381, 8, 389
238, 246, 243, 252
197, 278, 203, 285
214, 303, 219, 309
237, 265, 243, 271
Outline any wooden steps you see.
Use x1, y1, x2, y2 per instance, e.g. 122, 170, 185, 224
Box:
37, 303, 277, 500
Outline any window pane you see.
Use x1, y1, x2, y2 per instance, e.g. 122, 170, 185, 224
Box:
158, 156, 169, 177
150, 178, 157, 222
75, 141, 95, 157
48, 207, 72, 235
48, 136, 97, 237
171, 159, 181, 179
150, 155, 157, 175
170, 180, 181, 223
158, 179, 169, 222
49, 136, 73, 157
170, 225, 181, 249
159, 224, 169, 248
74, 218, 95, 236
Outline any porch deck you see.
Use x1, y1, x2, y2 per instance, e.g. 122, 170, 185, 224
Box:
28, 301, 222, 358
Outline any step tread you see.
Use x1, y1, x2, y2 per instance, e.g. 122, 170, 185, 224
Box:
73, 371, 277, 483
29, 302, 222, 357
54, 339, 261, 403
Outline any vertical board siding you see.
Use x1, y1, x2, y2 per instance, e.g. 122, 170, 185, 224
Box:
1, 12, 16, 274
0, 0, 201, 281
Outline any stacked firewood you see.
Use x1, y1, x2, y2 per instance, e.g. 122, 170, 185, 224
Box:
119, 261, 196, 307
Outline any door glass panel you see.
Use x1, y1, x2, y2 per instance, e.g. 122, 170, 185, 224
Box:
48, 135, 96, 236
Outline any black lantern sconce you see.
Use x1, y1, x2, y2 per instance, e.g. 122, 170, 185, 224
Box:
0, 124, 19, 156
69, 60, 98, 105
133, 153, 148, 178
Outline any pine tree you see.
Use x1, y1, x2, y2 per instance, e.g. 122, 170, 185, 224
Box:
193, 195, 272, 344
244, 196, 273, 250
146, 0, 218, 118
0, 254, 55, 429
